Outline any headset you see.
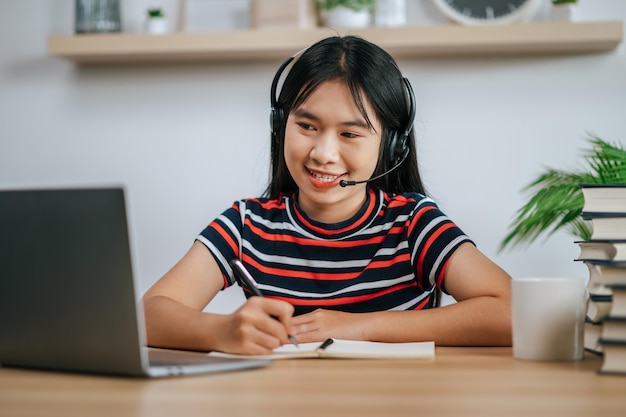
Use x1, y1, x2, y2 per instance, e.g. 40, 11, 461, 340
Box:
269, 48, 416, 186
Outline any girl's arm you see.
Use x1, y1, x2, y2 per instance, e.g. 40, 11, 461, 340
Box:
142, 241, 295, 354
289, 242, 512, 346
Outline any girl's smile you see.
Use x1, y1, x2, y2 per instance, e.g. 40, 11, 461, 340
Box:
306, 167, 345, 189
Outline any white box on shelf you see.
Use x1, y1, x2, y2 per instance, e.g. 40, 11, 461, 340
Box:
551, 3, 580, 22
183, 0, 251, 32
250, 0, 317, 30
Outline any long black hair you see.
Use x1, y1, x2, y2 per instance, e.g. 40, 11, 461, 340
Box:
263, 35, 426, 199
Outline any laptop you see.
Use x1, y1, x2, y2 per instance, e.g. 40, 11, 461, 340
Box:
0, 187, 271, 377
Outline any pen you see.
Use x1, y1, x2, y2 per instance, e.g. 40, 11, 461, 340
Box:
318, 338, 334, 351
229, 259, 299, 348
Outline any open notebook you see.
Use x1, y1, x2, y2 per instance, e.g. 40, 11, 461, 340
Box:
0, 187, 270, 377
210, 338, 435, 360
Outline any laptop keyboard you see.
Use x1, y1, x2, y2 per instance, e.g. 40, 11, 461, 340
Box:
148, 348, 224, 366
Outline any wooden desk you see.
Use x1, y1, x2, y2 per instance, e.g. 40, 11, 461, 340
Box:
1, 347, 624, 417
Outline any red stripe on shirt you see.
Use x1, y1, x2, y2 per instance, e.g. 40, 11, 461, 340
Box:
210, 223, 238, 254
416, 222, 455, 281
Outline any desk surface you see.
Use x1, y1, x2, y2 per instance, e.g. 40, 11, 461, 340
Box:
1, 347, 625, 417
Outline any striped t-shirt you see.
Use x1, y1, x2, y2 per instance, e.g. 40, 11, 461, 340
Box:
197, 187, 472, 315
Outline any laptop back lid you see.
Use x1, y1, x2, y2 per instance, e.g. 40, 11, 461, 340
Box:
0, 187, 149, 375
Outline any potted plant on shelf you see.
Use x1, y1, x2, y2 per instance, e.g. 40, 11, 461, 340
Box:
145, 7, 168, 34
316, 0, 376, 29
499, 135, 626, 252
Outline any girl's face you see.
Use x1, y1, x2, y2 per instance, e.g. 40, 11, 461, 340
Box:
284, 80, 382, 224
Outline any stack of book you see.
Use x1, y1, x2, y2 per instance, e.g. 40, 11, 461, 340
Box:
576, 184, 626, 375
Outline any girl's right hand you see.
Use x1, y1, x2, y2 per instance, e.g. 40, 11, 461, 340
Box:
216, 296, 295, 355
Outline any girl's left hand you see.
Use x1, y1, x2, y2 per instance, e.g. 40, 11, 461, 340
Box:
289, 309, 369, 343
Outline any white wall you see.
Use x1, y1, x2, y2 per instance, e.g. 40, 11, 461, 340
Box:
1, 0, 625, 312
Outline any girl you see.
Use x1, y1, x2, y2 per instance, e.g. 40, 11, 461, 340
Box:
142, 36, 512, 355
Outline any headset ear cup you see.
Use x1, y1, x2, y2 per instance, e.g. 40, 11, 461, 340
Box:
270, 53, 302, 143
387, 130, 408, 166
386, 78, 414, 167
396, 133, 409, 164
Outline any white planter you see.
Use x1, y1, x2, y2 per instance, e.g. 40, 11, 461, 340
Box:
374, 0, 407, 27
321, 6, 371, 29
145, 17, 168, 34
550, 4, 579, 22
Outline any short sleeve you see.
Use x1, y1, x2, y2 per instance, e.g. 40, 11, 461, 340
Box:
407, 198, 473, 293
195, 201, 244, 289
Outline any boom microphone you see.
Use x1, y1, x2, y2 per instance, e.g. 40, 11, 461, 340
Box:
339, 148, 409, 187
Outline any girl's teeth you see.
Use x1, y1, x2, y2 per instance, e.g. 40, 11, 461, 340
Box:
310, 171, 337, 182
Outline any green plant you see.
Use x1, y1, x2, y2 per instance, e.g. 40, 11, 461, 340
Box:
499, 135, 626, 252
147, 8, 164, 18
552, 0, 577, 4
316, 0, 375, 12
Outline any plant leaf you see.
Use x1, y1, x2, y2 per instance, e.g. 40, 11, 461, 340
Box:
499, 136, 625, 252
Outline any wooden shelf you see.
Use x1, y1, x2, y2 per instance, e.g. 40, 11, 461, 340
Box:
48, 21, 623, 64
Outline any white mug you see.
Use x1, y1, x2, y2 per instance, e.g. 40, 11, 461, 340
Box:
511, 277, 587, 361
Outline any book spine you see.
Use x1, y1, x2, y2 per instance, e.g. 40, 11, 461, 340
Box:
582, 212, 626, 219
584, 259, 626, 267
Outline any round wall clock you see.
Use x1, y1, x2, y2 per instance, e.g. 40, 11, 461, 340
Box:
432, 0, 543, 25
